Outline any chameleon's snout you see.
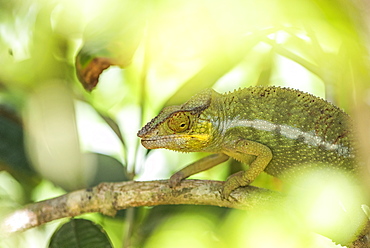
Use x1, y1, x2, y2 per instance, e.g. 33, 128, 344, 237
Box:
137, 128, 145, 138
137, 121, 153, 138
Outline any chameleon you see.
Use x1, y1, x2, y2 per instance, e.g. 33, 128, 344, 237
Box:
137, 86, 356, 198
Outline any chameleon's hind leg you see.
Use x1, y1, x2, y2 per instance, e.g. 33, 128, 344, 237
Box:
222, 138, 272, 199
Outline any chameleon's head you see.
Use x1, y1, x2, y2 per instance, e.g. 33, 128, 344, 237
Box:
137, 89, 217, 152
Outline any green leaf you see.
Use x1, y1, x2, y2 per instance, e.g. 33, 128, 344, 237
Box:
49, 219, 113, 248
86, 153, 129, 187
0, 106, 39, 187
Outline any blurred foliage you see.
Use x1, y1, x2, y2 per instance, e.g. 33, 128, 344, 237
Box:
0, 0, 370, 247
0, 106, 39, 192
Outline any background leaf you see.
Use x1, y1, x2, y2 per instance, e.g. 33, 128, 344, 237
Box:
0, 105, 40, 197
0, 106, 33, 174
49, 219, 113, 248
85, 153, 129, 187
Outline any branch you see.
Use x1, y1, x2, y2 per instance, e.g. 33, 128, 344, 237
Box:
0, 179, 281, 235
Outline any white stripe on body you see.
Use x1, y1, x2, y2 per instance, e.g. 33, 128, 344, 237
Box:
217, 118, 352, 158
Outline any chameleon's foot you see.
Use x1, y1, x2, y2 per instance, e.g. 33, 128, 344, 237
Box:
221, 171, 251, 199
169, 171, 185, 188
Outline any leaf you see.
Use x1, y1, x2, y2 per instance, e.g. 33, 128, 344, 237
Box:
75, 2, 147, 91
0, 106, 39, 187
86, 153, 129, 187
98, 112, 125, 146
75, 56, 118, 92
49, 219, 113, 248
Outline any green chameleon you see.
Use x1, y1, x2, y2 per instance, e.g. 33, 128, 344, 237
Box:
137, 86, 356, 198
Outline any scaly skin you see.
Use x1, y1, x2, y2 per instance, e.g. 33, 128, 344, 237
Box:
137, 86, 356, 198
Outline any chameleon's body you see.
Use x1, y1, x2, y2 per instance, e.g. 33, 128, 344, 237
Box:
137, 86, 356, 198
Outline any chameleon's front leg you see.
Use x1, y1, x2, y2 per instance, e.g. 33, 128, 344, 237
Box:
222, 139, 273, 199
169, 153, 229, 187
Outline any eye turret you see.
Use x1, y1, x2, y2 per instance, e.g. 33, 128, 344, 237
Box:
167, 112, 191, 133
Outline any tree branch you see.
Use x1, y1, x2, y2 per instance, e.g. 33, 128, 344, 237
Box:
0, 179, 281, 235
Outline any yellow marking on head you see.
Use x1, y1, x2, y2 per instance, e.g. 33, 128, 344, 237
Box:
178, 133, 210, 141
189, 134, 210, 141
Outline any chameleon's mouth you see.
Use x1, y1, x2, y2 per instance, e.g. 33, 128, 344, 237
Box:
141, 141, 155, 149
140, 133, 210, 151
140, 138, 162, 149
140, 135, 183, 149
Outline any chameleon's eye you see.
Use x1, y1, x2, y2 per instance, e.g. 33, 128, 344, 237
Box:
168, 112, 190, 133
